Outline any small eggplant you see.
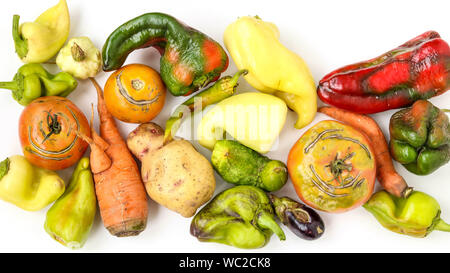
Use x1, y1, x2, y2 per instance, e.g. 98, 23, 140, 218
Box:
269, 194, 324, 240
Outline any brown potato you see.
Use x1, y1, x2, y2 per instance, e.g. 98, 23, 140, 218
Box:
127, 123, 215, 217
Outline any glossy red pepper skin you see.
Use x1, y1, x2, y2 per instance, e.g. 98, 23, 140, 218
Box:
317, 31, 450, 114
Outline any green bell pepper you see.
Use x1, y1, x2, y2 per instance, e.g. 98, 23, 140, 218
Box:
44, 158, 96, 249
363, 190, 450, 237
389, 100, 449, 175
0, 63, 77, 106
190, 185, 285, 249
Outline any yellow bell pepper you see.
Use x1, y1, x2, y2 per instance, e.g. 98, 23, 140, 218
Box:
224, 16, 317, 129
197, 92, 287, 154
12, 0, 70, 63
0, 155, 65, 211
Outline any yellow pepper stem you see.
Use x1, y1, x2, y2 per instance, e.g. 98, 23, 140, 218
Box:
12, 15, 28, 59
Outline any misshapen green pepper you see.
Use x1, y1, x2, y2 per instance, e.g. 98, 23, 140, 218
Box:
211, 140, 287, 191
0, 63, 77, 106
0, 155, 65, 211
389, 100, 449, 175
190, 185, 285, 249
102, 13, 228, 96
363, 190, 450, 237
44, 158, 96, 249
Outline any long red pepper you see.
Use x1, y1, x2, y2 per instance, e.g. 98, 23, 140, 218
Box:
317, 31, 450, 114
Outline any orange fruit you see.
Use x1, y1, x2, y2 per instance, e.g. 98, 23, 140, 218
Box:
104, 64, 166, 123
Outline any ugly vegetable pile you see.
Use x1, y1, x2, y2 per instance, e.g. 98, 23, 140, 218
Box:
0, 0, 449, 251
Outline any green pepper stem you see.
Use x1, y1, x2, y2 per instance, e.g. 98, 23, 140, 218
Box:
442, 109, 450, 113
257, 211, 286, 241
0, 81, 18, 91
435, 219, 450, 232
0, 158, 10, 181
12, 15, 28, 59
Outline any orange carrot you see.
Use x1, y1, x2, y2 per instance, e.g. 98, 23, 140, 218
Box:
86, 78, 148, 237
76, 105, 111, 174
318, 106, 412, 198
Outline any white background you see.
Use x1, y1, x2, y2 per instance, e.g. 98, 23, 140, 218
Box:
0, 0, 449, 253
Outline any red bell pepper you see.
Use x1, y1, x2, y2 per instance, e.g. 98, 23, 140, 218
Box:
317, 31, 450, 114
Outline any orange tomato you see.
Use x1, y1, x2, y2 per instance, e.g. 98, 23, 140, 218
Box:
104, 64, 166, 123
19, 96, 90, 170
287, 120, 376, 213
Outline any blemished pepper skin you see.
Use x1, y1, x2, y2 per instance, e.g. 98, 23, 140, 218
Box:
390, 100, 449, 175
211, 140, 287, 192
0, 64, 77, 106
190, 185, 285, 249
317, 31, 450, 114
0, 155, 65, 211
269, 194, 325, 240
102, 13, 229, 96
363, 190, 450, 237
44, 158, 96, 249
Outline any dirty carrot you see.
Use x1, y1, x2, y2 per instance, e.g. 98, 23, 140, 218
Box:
84, 78, 148, 237
318, 106, 412, 198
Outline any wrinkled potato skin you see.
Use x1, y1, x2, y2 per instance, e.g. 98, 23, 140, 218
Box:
127, 123, 216, 217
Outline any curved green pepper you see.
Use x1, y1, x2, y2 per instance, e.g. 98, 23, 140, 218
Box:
389, 100, 449, 175
190, 185, 285, 249
363, 190, 450, 237
102, 12, 228, 96
44, 158, 96, 249
211, 140, 287, 191
0, 63, 77, 106
0, 155, 65, 211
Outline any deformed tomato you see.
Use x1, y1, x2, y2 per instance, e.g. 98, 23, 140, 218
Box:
104, 64, 166, 123
19, 96, 90, 170
287, 120, 376, 213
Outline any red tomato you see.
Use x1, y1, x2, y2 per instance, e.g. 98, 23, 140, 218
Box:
19, 96, 90, 170
287, 120, 376, 213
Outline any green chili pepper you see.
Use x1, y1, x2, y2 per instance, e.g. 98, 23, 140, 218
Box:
0, 63, 77, 106
190, 185, 285, 249
164, 70, 247, 144
102, 12, 229, 96
44, 158, 96, 249
363, 190, 450, 237
389, 100, 450, 175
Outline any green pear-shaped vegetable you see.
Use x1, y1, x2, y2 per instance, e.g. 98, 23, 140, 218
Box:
44, 157, 96, 249
211, 140, 287, 191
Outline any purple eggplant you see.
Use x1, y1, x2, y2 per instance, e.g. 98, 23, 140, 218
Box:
269, 194, 324, 240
